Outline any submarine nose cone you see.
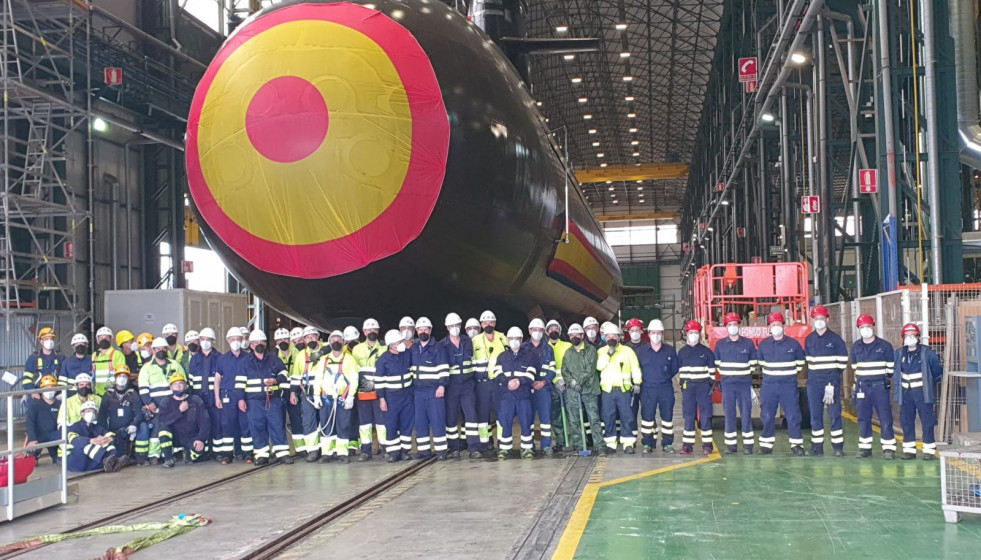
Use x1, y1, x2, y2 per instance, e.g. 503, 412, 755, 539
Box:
186, 1, 450, 279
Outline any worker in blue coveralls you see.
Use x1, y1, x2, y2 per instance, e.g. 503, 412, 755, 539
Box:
635, 319, 679, 453
714, 312, 758, 455
756, 312, 806, 456
804, 305, 849, 457
851, 314, 897, 459
893, 322, 943, 460
376, 330, 415, 462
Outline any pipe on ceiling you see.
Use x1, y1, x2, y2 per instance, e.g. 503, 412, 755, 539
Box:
952, 0, 981, 169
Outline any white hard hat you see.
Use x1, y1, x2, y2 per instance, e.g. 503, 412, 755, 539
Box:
647, 319, 665, 332
328, 330, 344, 341
74, 373, 93, 384
568, 323, 585, 335
184, 330, 200, 343
506, 326, 523, 339
480, 310, 497, 323
465, 318, 480, 329
226, 327, 242, 339
343, 326, 360, 341
199, 327, 216, 340
583, 317, 599, 328
528, 318, 546, 330
363, 318, 380, 331
96, 326, 113, 338
248, 330, 267, 343
238, 327, 249, 337
445, 312, 462, 326
545, 320, 561, 332
416, 317, 433, 329
162, 323, 179, 335
399, 316, 415, 328
71, 333, 89, 346
601, 322, 620, 336
274, 328, 290, 340
80, 400, 99, 413
302, 326, 318, 337
152, 337, 169, 349
290, 327, 304, 341
384, 329, 402, 346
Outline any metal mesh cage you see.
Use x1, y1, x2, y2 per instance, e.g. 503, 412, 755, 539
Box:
940, 446, 981, 523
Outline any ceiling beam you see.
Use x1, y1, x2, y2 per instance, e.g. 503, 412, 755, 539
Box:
595, 212, 680, 222
576, 163, 690, 182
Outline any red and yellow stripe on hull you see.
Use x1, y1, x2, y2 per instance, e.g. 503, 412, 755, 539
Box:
547, 222, 615, 303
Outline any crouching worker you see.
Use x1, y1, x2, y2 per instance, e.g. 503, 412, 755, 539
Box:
66, 401, 124, 472
154, 372, 211, 467
99, 366, 149, 464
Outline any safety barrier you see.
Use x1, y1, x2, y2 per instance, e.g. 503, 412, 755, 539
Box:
940, 445, 981, 523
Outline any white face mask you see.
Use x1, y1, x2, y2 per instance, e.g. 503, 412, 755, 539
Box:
402, 329, 413, 341
687, 333, 700, 345
396, 342, 406, 353
201, 340, 213, 351
82, 412, 96, 424
140, 349, 151, 359
770, 325, 784, 337
509, 340, 521, 352
531, 331, 543, 342
229, 340, 242, 352
586, 329, 598, 340
650, 333, 662, 344
42, 391, 56, 401
449, 327, 461, 337
860, 327, 874, 339
813, 319, 827, 331
42, 339, 55, 351
115, 376, 128, 389
727, 325, 739, 336
629, 331, 642, 343
905, 336, 918, 348
466, 328, 478, 338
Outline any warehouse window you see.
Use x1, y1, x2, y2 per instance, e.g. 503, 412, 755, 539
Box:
603, 223, 678, 246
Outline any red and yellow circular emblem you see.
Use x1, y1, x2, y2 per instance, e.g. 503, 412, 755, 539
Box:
186, 2, 449, 278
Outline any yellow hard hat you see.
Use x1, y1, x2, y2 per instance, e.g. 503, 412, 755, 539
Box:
168, 371, 187, 384
38, 327, 56, 340
39, 375, 58, 388
116, 329, 135, 346
136, 332, 154, 347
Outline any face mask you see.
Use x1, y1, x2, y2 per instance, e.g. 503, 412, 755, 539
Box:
347, 341, 357, 351
229, 341, 242, 352
254, 344, 267, 354
687, 333, 701, 345
330, 341, 343, 352
277, 341, 289, 352
606, 338, 618, 348
98, 339, 111, 350
813, 319, 827, 331
140, 349, 151, 359
201, 340, 213, 351
770, 325, 784, 337
115, 377, 128, 390
165, 335, 178, 346
727, 325, 739, 336
860, 327, 874, 339
467, 328, 479, 338
905, 336, 918, 348
570, 336, 582, 346
155, 350, 167, 360
42, 339, 55, 351
548, 331, 560, 341
402, 330, 413, 341
396, 342, 406, 352
172, 390, 185, 398
74, 345, 88, 356
82, 412, 96, 424
509, 340, 521, 352
187, 342, 200, 353
294, 342, 306, 351
307, 341, 319, 351
42, 391, 56, 401
367, 332, 378, 342
419, 332, 432, 343
586, 329, 597, 340
77, 386, 92, 397
531, 331, 543, 342
629, 332, 642, 343
449, 327, 461, 337
651, 333, 663, 344
483, 326, 494, 335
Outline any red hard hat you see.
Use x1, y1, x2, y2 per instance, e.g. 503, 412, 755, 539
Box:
767, 312, 785, 325
625, 318, 644, 330
856, 314, 875, 328
723, 312, 741, 325
811, 305, 829, 319
901, 323, 920, 337
684, 320, 702, 333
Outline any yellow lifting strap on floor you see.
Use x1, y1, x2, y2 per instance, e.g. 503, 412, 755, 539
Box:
0, 513, 211, 559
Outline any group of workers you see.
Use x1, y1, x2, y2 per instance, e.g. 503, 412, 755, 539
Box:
20, 305, 942, 472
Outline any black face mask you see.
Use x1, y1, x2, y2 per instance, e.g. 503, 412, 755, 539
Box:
172, 390, 185, 398
548, 331, 560, 341
483, 326, 494, 335
419, 333, 431, 342
97, 339, 111, 350
74, 345, 88, 356
77, 386, 92, 397
308, 341, 319, 351
295, 342, 306, 351
165, 335, 178, 346
367, 332, 378, 342
187, 343, 200, 354
330, 341, 343, 352
570, 337, 582, 346
347, 341, 357, 351
278, 341, 289, 352
155, 350, 167, 360
254, 344, 267, 354
607, 339, 618, 348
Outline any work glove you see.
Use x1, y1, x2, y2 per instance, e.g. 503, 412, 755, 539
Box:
361, 379, 375, 392
313, 396, 323, 410
751, 388, 760, 407
851, 383, 858, 401
555, 379, 566, 392
344, 396, 355, 410
632, 385, 641, 394
568, 379, 581, 393
822, 383, 835, 406
127, 425, 137, 440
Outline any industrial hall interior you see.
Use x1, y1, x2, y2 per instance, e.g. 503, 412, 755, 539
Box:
4, 0, 981, 558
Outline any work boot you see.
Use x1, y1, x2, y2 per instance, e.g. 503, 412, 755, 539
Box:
413, 452, 432, 460
498, 449, 509, 460
448, 450, 461, 459
663, 444, 675, 454
103, 455, 119, 473
922, 453, 936, 461
759, 447, 773, 455
436, 452, 447, 461
680, 445, 693, 455
245, 456, 254, 465
387, 453, 400, 463
725, 445, 738, 455
255, 457, 268, 466
543, 447, 555, 457
337, 455, 350, 464
521, 449, 535, 460
902, 452, 916, 460
359, 453, 372, 462
856, 449, 872, 458
162, 458, 175, 468
306, 450, 321, 463
791, 446, 805, 457
116, 456, 133, 469
702, 445, 714, 455
643, 445, 654, 454
282, 455, 295, 465
137, 458, 148, 467
623, 446, 635, 455
469, 450, 483, 459
319, 455, 332, 464
883, 450, 896, 460
743, 445, 753, 455
833, 448, 845, 457
810, 445, 824, 456
149, 457, 159, 466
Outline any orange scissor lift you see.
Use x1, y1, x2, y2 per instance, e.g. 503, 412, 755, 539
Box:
693, 262, 811, 417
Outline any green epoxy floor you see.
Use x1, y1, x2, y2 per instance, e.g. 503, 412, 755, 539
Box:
575, 423, 981, 559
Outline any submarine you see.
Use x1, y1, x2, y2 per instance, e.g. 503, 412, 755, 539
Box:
185, 0, 623, 331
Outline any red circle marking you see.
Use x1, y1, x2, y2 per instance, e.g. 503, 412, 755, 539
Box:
246, 76, 329, 163
186, 2, 450, 279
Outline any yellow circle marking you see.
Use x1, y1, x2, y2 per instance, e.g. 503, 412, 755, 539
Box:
196, 20, 412, 245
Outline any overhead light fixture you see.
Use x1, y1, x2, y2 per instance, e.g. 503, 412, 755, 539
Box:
625, 95, 635, 102
556, 25, 569, 33
536, 100, 542, 106
619, 52, 630, 58
761, 112, 775, 122
613, 200, 619, 204
790, 51, 808, 65
637, 186, 644, 191
588, 128, 597, 134
578, 97, 588, 103
627, 112, 636, 118
600, 162, 608, 167
615, 23, 627, 31
606, 181, 612, 184
631, 140, 639, 145
632, 152, 640, 157
707, 226, 714, 232
571, 77, 582, 84
629, 127, 638, 133
622, 75, 634, 82
583, 114, 593, 120
608, 186, 615, 191
92, 117, 108, 132
596, 153, 605, 158
592, 141, 600, 147
636, 180, 642, 184
721, 200, 730, 206
563, 54, 575, 61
